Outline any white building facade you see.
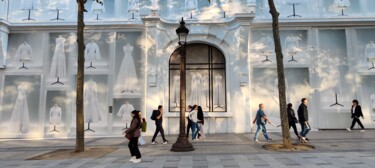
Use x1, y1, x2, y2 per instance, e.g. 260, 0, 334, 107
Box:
0, 0, 375, 139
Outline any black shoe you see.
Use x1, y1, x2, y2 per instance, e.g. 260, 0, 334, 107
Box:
305, 138, 310, 141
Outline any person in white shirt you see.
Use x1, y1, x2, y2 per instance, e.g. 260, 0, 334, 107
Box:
188, 105, 199, 140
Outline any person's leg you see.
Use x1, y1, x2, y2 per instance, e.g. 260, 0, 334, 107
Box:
357, 119, 365, 129
291, 123, 299, 137
186, 122, 191, 138
133, 137, 141, 159
261, 124, 270, 140
158, 124, 167, 142
300, 123, 306, 137
152, 124, 160, 142
129, 138, 136, 156
304, 122, 311, 137
191, 123, 197, 140
195, 123, 200, 139
350, 118, 357, 130
254, 124, 261, 141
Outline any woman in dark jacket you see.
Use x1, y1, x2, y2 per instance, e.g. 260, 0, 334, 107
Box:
124, 110, 142, 163
197, 106, 205, 139
287, 103, 300, 139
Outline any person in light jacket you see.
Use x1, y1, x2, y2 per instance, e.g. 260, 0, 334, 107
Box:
189, 105, 199, 140
124, 110, 142, 163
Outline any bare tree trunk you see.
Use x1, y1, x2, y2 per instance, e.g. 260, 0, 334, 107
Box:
75, 0, 86, 153
268, 0, 292, 148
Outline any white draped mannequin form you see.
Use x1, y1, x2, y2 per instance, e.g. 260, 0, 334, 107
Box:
214, 75, 225, 108
15, 41, 33, 69
335, 0, 350, 16
365, 41, 375, 70
84, 79, 102, 132
189, 73, 205, 107
9, 83, 30, 134
259, 35, 274, 62
85, 41, 101, 69
202, 75, 209, 109
172, 75, 180, 108
49, 104, 62, 132
371, 94, 375, 109
91, 0, 105, 20
50, 35, 66, 85
185, 0, 198, 19
128, 0, 139, 20
325, 56, 343, 107
117, 101, 134, 129
273, 78, 290, 104
285, 34, 301, 62
117, 43, 139, 94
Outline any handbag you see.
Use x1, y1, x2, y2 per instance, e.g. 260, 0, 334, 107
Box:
125, 133, 133, 140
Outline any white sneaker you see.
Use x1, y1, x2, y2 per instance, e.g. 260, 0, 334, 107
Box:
254, 139, 259, 143
360, 130, 365, 133
129, 156, 136, 162
300, 137, 307, 143
132, 158, 141, 163
163, 141, 169, 144
346, 128, 351, 132
151, 141, 158, 145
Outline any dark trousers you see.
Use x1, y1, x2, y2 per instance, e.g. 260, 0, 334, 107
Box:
289, 122, 299, 137
128, 137, 141, 159
186, 121, 192, 138
350, 117, 364, 129
152, 123, 166, 142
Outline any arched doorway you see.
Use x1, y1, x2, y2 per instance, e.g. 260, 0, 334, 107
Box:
169, 43, 226, 112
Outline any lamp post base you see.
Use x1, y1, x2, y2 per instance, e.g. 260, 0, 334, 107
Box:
171, 134, 194, 152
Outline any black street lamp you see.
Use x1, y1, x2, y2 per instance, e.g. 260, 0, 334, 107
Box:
171, 18, 194, 152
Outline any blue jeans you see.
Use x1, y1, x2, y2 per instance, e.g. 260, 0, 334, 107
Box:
254, 123, 270, 141
191, 122, 199, 140
300, 122, 311, 137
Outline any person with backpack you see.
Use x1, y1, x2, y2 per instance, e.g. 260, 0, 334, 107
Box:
151, 105, 169, 144
124, 110, 143, 163
346, 99, 365, 132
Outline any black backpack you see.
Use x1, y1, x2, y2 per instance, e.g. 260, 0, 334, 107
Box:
150, 110, 158, 120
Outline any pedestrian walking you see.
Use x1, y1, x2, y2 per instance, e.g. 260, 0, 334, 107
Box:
189, 105, 199, 140
252, 103, 273, 143
151, 105, 169, 144
197, 106, 205, 139
124, 110, 143, 163
186, 105, 193, 138
287, 103, 300, 140
298, 98, 311, 143
346, 99, 365, 132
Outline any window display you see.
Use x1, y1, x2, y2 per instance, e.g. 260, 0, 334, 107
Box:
117, 101, 134, 129
116, 43, 139, 94
84, 79, 102, 132
365, 41, 375, 70
85, 41, 101, 69
9, 83, 30, 133
15, 41, 33, 69
50, 35, 66, 85
49, 104, 62, 132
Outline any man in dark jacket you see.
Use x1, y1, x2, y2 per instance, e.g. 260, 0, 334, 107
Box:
298, 98, 310, 143
347, 99, 365, 132
151, 105, 169, 144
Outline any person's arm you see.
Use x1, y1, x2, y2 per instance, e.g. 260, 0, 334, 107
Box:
304, 106, 308, 123
263, 115, 272, 124
156, 110, 162, 120
252, 117, 256, 124
359, 106, 364, 119
124, 119, 137, 134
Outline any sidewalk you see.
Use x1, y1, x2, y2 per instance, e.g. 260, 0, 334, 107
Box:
0, 130, 374, 168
